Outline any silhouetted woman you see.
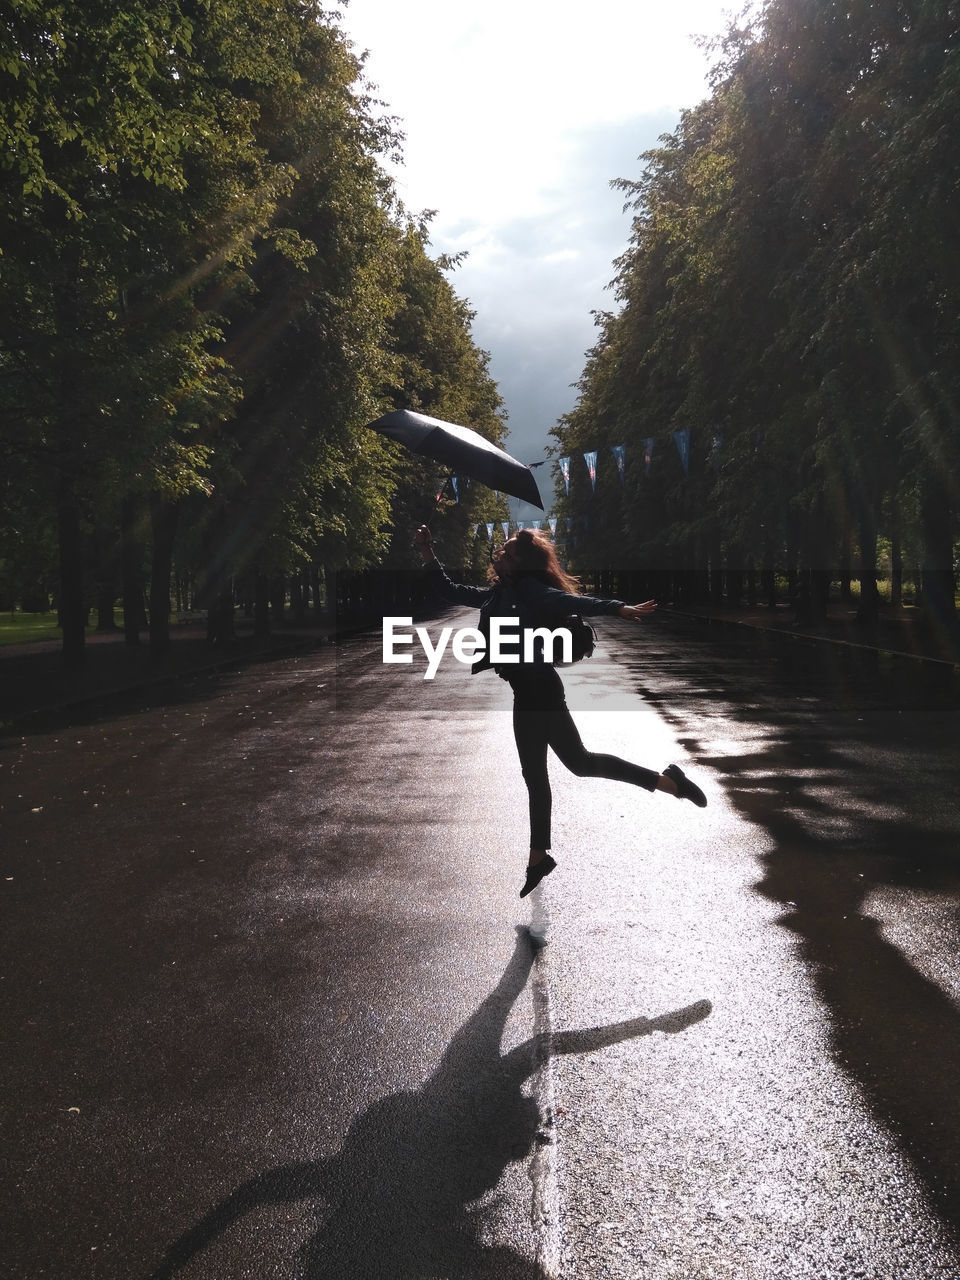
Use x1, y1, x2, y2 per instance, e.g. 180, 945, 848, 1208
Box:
414, 525, 706, 896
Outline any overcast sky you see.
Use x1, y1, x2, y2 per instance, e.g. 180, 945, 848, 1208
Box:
336, 0, 740, 514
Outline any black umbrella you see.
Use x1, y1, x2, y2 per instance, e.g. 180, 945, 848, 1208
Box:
366, 409, 544, 510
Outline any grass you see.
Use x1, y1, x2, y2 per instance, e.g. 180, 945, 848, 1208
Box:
0, 611, 62, 646
0, 610, 202, 647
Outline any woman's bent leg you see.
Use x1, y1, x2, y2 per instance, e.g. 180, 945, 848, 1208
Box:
546, 701, 660, 791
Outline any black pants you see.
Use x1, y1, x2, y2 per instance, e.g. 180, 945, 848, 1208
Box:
506, 665, 659, 850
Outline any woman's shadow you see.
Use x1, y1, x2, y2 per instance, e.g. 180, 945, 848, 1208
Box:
151, 930, 711, 1279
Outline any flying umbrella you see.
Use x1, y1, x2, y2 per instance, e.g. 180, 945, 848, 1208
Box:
366, 409, 544, 510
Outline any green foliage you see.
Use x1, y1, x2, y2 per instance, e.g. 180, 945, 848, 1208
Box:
0, 0, 507, 650
0, 611, 60, 646
376, 222, 510, 570
554, 0, 959, 621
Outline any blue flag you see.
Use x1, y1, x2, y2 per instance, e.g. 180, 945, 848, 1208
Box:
584, 450, 598, 492
673, 429, 690, 475
611, 444, 626, 483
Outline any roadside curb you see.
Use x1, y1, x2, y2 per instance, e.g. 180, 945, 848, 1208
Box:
664, 606, 960, 669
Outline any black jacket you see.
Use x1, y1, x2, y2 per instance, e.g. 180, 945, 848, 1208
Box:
424, 560, 624, 673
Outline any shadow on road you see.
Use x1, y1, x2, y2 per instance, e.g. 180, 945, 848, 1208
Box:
149, 930, 711, 1279
744, 790, 960, 1233
638, 623, 960, 1235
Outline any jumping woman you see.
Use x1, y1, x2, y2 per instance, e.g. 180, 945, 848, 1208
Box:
413, 525, 707, 897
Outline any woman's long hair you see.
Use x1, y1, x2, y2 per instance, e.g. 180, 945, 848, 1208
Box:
488, 529, 580, 594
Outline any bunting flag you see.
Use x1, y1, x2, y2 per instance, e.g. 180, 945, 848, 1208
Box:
559, 456, 570, 495
548, 517, 557, 535
642, 437, 654, 474
584, 450, 598, 492
611, 444, 626, 483
450, 476, 459, 501
672, 429, 691, 475
485, 522, 495, 540
501, 521, 510, 539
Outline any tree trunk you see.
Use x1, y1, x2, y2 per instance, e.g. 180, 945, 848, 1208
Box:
795, 568, 829, 625
57, 477, 86, 670
206, 589, 235, 645
149, 493, 179, 655
919, 467, 956, 630
708, 525, 723, 604
890, 531, 903, 609
812, 567, 831, 622
856, 516, 880, 626
121, 494, 148, 646
839, 521, 853, 603
96, 582, 117, 632
93, 522, 119, 632
290, 572, 305, 622
254, 572, 271, 640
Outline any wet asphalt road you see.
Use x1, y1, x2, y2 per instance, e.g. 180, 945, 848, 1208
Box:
3, 612, 960, 1279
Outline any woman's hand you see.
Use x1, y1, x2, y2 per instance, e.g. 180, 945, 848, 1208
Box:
618, 600, 657, 622
413, 525, 436, 562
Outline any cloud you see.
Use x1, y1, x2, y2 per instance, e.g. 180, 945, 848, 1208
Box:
430, 113, 682, 472
347, 0, 730, 226
335, 0, 738, 513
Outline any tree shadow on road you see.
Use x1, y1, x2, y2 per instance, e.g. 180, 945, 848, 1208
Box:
149, 929, 711, 1279
637, 624, 960, 1234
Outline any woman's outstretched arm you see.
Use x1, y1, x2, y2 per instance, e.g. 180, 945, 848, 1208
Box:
518, 575, 658, 623
413, 525, 491, 606
617, 600, 658, 621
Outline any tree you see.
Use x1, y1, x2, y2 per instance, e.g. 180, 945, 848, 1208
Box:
377, 222, 509, 576
178, 8, 405, 640
0, 0, 292, 663
554, 0, 958, 641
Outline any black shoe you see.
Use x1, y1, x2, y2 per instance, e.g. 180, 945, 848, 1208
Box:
663, 763, 707, 808
520, 854, 556, 898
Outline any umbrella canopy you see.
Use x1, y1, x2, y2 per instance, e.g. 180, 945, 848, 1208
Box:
367, 409, 544, 510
